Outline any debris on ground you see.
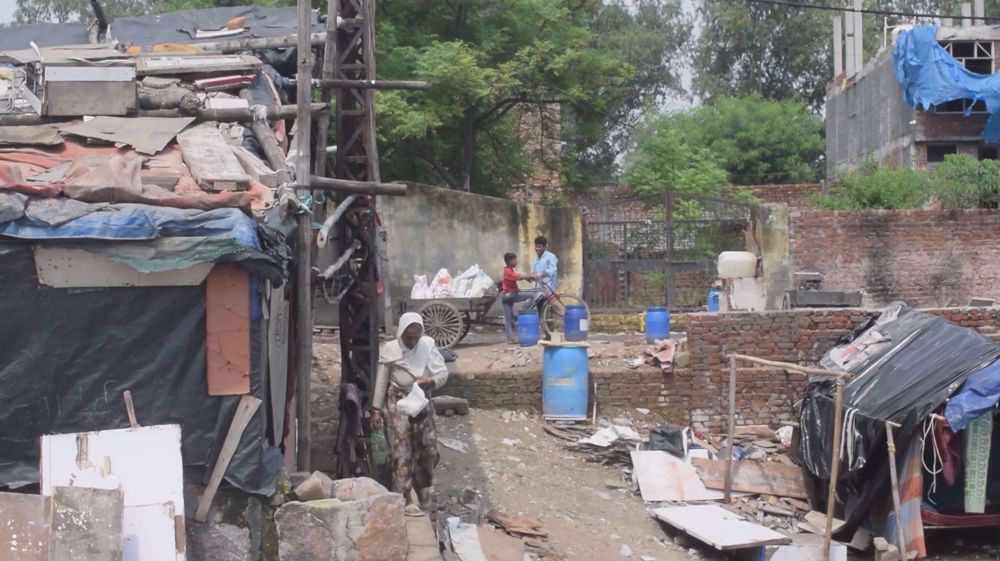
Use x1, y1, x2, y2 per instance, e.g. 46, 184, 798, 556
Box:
434, 395, 471, 416
486, 347, 536, 370
486, 508, 563, 560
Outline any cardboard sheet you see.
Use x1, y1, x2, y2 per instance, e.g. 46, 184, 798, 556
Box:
60, 116, 195, 155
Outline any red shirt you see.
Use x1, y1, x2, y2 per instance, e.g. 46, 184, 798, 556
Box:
502, 267, 521, 293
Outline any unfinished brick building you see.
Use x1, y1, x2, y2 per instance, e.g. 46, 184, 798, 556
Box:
826, 22, 1000, 176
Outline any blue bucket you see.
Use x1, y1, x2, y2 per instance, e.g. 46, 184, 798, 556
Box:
517, 311, 539, 347
707, 289, 721, 312
645, 306, 670, 343
542, 345, 589, 420
563, 304, 588, 342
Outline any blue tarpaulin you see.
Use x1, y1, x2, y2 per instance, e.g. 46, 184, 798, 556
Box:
945, 358, 1000, 431
894, 24, 1000, 143
0, 203, 260, 248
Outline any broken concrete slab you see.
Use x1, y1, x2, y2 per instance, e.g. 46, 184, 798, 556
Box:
187, 522, 251, 561
0, 491, 49, 561
275, 493, 407, 561
49, 486, 124, 561
651, 505, 790, 550
293, 471, 335, 502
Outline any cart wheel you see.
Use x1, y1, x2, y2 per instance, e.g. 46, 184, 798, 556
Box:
418, 301, 464, 349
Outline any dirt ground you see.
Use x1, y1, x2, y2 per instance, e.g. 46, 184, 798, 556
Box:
311, 328, 1000, 561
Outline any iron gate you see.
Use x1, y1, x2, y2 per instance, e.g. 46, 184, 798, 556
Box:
583, 191, 752, 311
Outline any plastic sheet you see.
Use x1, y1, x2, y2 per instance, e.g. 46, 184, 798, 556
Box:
0, 245, 279, 494
109, 6, 325, 47
945, 359, 1000, 432
799, 303, 1000, 532
894, 25, 1000, 142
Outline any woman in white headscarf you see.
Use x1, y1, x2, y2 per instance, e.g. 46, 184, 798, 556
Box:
370, 312, 448, 518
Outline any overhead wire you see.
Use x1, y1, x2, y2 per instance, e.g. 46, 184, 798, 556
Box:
738, 0, 1000, 22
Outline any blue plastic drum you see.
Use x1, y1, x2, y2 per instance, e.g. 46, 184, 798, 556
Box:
707, 289, 721, 312
542, 345, 589, 420
645, 306, 670, 343
563, 304, 589, 342
518, 311, 540, 347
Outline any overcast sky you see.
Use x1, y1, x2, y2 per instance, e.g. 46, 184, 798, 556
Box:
0, 0, 15, 24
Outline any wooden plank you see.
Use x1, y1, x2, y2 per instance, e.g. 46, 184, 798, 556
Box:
205, 265, 252, 395
195, 395, 262, 522
692, 458, 809, 500
652, 505, 791, 550
0, 492, 49, 561
41, 425, 186, 561
232, 145, 280, 188
176, 123, 250, 191
49, 486, 124, 561
798, 511, 846, 536
631, 451, 726, 502
136, 54, 262, 76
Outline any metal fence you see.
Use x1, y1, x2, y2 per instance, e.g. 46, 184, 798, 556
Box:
583, 191, 751, 311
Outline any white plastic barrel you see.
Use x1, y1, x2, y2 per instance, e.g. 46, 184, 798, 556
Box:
717, 251, 757, 279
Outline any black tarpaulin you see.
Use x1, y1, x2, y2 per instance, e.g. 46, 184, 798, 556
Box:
0, 245, 280, 494
799, 303, 1000, 530
0, 23, 90, 50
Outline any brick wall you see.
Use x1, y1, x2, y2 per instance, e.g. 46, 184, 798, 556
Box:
683, 307, 1000, 431
789, 208, 1000, 307
735, 184, 822, 208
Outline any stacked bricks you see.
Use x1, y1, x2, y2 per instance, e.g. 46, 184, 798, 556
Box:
790, 208, 1000, 308
735, 183, 822, 208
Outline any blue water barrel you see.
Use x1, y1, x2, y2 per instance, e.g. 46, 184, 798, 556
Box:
542, 345, 589, 420
707, 289, 721, 312
563, 304, 589, 341
518, 311, 540, 347
645, 306, 670, 343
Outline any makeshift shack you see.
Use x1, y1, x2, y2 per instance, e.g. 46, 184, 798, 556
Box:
0, 8, 314, 501
801, 302, 1000, 558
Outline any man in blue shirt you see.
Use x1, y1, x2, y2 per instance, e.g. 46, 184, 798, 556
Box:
531, 235, 558, 294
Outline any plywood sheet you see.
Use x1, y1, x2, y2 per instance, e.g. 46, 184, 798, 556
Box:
60, 116, 194, 155
136, 54, 261, 76
206, 264, 251, 395
0, 492, 49, 561
651, 505, 791, 551
49, 486, 124, 561
630, 450, 726, 502
177, 123, 250, 191
41, 425, 185, 561
691, 458, 808, 499
34, 247, 213, 288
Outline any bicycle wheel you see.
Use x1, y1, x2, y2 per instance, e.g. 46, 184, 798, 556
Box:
541, 294, 589, 338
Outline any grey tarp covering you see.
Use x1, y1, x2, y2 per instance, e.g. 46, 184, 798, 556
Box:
0, 22, 90, 50
0, 244, 281, 493
109, 6, 324, 47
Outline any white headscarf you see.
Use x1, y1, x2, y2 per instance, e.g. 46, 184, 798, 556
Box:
378, 312, 439, 376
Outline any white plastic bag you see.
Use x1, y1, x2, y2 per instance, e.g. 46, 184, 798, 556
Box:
396, 383, 429, 417
429, 268, 453, 298
411, 274, 430, 299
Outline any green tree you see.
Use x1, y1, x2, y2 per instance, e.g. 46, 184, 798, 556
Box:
810, 162, 931, 210
376, 0, 690, 193
930, 154, 1000, 208
694, 0, 831, 111
623, 121, 728, 197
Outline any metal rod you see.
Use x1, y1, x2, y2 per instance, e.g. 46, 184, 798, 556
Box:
315, 79, 429, 90
137, 103, 328, 121
822, 379, 846, 561
293, 0, 314, 473
183, 32, 327, 54
317, 194, 358, 248
885, 421, 909, 558
728, 353, 853, 379
308, 175, 407, 195
724, 355, 737, 503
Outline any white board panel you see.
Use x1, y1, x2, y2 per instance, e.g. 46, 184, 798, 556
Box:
652, 505, 791, 550
34, 246, 213, 288
630, 450, 726, 502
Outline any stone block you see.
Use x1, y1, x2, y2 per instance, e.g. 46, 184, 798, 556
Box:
187, 522, 251, 561
49, 486, 123, 561
294, 471, 335, 502
275, 493, 407, 561
330, 477, 388, 502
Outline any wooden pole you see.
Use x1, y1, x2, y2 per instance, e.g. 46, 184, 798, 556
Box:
724, 355, 736, 503
308, 175, 407, 195
137, 103, 327, 121
728, 353, 853, 379
822, 379, 846, 561
185, 32, 328, 54
315, 79, 429, 90
885, 421, 909, 557
293, 0, 314, 473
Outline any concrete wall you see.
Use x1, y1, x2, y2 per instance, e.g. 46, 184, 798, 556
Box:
826, 50, 917, 177
380, 183, 583, 312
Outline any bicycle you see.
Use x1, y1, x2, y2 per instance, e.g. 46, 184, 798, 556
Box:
522, 282, 590, 338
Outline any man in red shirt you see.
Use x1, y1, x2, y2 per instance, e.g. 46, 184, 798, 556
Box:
501, 252, 535, 343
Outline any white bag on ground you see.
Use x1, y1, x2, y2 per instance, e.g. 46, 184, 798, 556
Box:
397, 383, 429, 417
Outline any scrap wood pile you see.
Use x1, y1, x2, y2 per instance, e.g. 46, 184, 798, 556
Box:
440, 507, 562, 561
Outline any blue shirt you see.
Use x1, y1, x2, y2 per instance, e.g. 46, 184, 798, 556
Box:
532, 250, 558, 292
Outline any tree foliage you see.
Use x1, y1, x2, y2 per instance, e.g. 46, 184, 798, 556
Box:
625, 96, 823, 193
694, 0, 831, 111
377, 0, 690, 193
